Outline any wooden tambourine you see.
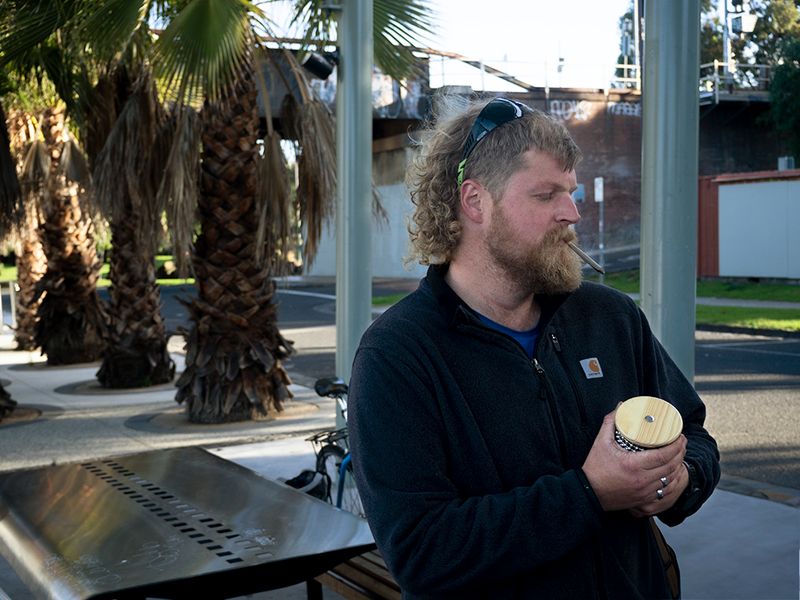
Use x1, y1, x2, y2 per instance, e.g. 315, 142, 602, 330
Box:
614, 396, 683, 451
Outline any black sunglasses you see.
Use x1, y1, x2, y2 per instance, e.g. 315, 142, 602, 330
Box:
457, 97, 532, 186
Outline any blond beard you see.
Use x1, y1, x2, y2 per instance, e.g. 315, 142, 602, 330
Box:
487, 212, 583, 295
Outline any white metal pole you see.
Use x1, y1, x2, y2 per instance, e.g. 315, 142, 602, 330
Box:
722, 0, 731, 83
594, 176, 605, 284
641, 0, 700, 381
599, 196, 605, 284
335, 0, 373, 424
634, 0, 642, 89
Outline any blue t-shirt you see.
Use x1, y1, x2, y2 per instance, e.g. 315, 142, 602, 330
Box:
477, 313, 540, 358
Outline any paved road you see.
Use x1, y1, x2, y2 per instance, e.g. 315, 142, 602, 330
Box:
158, 281, 800, 491
694, 331, 800, 490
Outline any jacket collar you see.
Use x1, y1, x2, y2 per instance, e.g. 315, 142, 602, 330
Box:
422, 263, 570, 330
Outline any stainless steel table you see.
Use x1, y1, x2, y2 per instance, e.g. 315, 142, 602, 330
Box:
0, 446, 374, 599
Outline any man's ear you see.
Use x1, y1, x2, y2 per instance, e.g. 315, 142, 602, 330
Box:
459, 179, 486, 224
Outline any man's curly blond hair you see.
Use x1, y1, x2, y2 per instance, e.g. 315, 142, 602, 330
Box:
406, 96, 582, 265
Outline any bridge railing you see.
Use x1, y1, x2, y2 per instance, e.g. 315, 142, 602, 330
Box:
699, 61, 772, 103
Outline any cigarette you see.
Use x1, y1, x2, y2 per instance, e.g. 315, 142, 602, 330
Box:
568, 241, 605, 275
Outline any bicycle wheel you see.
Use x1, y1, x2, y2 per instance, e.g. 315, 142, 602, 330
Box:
316, 444, 365, 518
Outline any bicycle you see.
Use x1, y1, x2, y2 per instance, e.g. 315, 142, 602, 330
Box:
288, 377, 365, 518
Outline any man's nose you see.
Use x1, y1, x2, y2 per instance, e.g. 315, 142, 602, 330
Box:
559, 192, 581, 224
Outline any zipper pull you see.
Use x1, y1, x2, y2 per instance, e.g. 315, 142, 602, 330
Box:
532, 357, 545, 374
549, 332, 561, 352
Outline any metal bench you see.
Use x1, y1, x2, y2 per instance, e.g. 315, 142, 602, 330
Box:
308, 549, 400, 600
0, 446, 374, 599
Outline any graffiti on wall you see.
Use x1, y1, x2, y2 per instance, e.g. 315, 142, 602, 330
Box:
606, 101, 641, 117
549, 100, 592, 122
308, 66, 429, 119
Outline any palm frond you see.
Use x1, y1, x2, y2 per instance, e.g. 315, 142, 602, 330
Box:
72, 0, 152, 62
81, 68, 130, 169
255, 130, 292, 272
291, 0, 435, 81
373, 0, 435, 79
283, 50, 336, 267
20, 138, 50, 191
153, 0, 258, 105
59, 132, 90, 188
14, 120, 49, 249
4, 111, 48, 249
92, 69, 164, 253
0, 0, 76, 66
158, 106, 201, 277
253, 49, 292, 271
37, 44, 82, 116
372, 183, 388, 224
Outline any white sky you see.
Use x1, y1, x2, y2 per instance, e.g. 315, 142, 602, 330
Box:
266, 0, 634, 91
425, 0, 633, 90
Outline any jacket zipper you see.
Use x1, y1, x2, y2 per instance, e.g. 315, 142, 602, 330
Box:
459, 309, 604, 595
532, 358, 568, 466
548, 332, 590, 431
548, 334, 605, 600
460, 314, 570, 467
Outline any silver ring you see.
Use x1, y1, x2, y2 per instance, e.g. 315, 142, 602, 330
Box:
660, 476, 668, 487
656, 488, 664, 501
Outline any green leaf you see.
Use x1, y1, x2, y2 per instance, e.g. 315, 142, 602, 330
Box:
291, 0, 435, 82
73, 0, 152, 61
0, 0, 76, 65
153, 0, 260, 104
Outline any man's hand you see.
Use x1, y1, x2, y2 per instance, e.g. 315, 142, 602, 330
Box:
582, 410, 687, 515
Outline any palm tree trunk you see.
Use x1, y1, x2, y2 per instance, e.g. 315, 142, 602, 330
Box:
35, 107, 108, 365
0, 383, 16, 421
96, 215, 174, 388
91, 67, 174, 389
176, 66, 294, 424
4, 109, 45, 351
14, 225, 46, 350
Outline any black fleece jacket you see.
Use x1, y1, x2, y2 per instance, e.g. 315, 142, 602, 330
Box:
348, 265, 720, 599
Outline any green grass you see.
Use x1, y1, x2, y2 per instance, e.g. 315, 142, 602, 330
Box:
695, 305, 800, 332
584, 270, 641, 293
2, 259, 195, 287
583, 270, 800, 333
0, 265, 15, 282
695, 279, 800, 303
584, 269, 800, 302
373, 293, 408, 306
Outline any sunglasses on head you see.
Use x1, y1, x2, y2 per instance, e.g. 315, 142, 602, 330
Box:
457, 97, 532, 186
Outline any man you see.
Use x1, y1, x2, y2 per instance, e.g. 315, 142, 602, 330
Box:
348, 97, 719, 599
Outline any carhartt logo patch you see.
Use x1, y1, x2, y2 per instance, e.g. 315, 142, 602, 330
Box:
580, 358, 603, 379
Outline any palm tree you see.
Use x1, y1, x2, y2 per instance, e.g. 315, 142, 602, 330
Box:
0, 98, 22, 233
91, 65, 176, 388
0, 97, 22, 416
175, 58, 296, 422
1, 6, 174, 380
35, 104, 107, 364
0, 11, 110, 366
159, 1, 433, 423
5, 107, 47, 351
2, 0, 433, 421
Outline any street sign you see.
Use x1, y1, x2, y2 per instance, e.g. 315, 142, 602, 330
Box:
594, 176, 604, 203
573, 183, 585, 203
